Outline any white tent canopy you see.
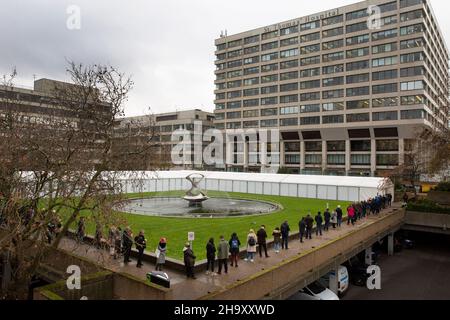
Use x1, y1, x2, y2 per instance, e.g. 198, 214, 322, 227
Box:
119, 170, 394, 202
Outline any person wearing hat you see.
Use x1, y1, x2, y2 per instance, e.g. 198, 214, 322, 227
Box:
183, 242, 196, 279
155, 237, 167, 271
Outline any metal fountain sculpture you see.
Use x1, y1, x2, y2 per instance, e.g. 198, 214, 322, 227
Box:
183, 173, 209, 207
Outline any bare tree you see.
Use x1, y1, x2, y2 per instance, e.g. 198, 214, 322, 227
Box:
0, 62, 165, 299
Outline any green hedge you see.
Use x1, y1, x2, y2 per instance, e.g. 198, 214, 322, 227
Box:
433, 182, 450, 192
407, 199, 450, 214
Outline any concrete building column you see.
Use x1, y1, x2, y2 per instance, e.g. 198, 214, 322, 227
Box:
243, 140, 249, 171
388, 233, 394, 256
225, 135, 234, 167
371, 139, 377, 176
322, 140, 327, 174
399, 138, 405, 166
345, 140, 351, 175
300, 140, 306, 171
280, 140, 285, 168
365, 247, 373, 265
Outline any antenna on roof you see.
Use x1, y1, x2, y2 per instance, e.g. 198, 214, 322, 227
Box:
220, 29, 228, 38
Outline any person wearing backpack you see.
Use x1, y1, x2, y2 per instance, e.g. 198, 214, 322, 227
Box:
229, 233, 241, 267
245, 229, 257, 262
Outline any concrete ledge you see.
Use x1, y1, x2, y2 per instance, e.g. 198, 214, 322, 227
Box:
405, 211, 450, 232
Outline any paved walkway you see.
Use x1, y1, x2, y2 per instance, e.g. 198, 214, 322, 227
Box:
59, 204, 400, 299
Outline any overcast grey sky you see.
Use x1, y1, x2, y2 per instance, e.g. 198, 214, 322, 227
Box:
1, 0, 449, 116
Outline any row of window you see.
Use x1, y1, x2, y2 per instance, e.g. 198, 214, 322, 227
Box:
215, 109, 427, 125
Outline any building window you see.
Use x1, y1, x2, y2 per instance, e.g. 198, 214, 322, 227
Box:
261, 74, 278, 83
323, 51, 344, 62
376, 154, 399, 166
327, 154, 345, 165
400, 23, 424, 36
285, 154, 301, 164
346, 47, 369, 59
280, 71, 299, 81
346, 86, 370, 97
227, 111, 241, 119
281, 37, 299, 47
280, 94, 299, 103
300, 32, 320, 43
323, 102, 344, 112
300, 92, 320, 101
372, 83, 398, 94
347, 113, 370, 122
300, 21, 320, 31
261, 63, 278, 73
400, 109, 425, 119
244, 45, 259, 55
400, 38, 424, 50
285, 142, 300, 152
372, 97, 399, 108
372, 42, 397, 54
347, 100, 369, 110
400, 95, 425, 105
243, 99, 259, 108
261, 41, 278, 51
281, 25, 299, 36
301, 44, 320, 54
322, 15, 343, 26
305, 154, 322, 165
261, 52, 279, 62
346, 60, 369, 71
346, 34, 369, 46
347, 73, 370, 84
262, 30, 278, 40
372, 56, 398, 67
372, 28, 398, 41
301, 116, 321, 126
261, 97, 278, 105
280, 59, 299, 70
400, 52, 424, 63
280, 106, 299, 115
323, 76, 344, 87
400, 0, 424, 8
400, 66, 424, 77
327, 141, 345, 152
323, 64, 344, 74
300, 80, 320, 90
322, 27, 343, 38
280, 82, 299, 92
323, 89, 344, 99
323, 115, 344, 124
243, 88, 260, 97
243, 77, 259, 86
243, 109, 259, 118
346, 8, 369, 21
400, 80, 424, 91
243, 120, 259, 128
280, 118, 299, 126
346, 21, 368, 33
351, 154, 371, 165
300, 104, 321, 113
322, 39, 344, 50
351, 140, 371, 152
373, 111, 398, 121
376, 139, 399, 151
260, 119, 278, 127
372, 69, 398, 81
261, 108, 278, 117
301, 67, 321, 77
280, 48, 299, 58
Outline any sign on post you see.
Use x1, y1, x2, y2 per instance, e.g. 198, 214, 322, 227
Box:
188, 232, 195, 242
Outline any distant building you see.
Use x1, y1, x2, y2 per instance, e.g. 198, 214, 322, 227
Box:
113, 109, 215, 170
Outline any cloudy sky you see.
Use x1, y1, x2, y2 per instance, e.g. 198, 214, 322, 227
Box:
1, 0, 449, 116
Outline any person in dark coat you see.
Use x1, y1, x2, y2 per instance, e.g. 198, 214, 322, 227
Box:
336, 205, 343, 227
324, 209, 331, 231
229, 233, 241, 267
305, 214, 314, 240
183, 242, 196, 279
315, 212, 323, 236
280, 221, 291, 250
134, 230, 147, 268
122, 228, 133, 264
206, 238, 216, 274
299, 217, 306, 243
257, 225, 269, 258
77, 217, 85, 243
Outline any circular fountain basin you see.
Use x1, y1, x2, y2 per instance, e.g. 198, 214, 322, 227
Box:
120, 197, 279, 218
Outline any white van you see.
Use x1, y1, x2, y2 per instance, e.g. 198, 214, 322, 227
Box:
320, 266, 349, 297
289, 281, 339, 300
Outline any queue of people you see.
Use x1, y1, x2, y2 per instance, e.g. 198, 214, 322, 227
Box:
72, 193, 392, 280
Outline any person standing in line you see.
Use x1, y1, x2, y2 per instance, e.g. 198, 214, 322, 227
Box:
257, 225, 269, 258
77, 217, 85, 243
272, 227, 282, 253
280, 221, 291, 250
122, 228, 133, 264
298, 218, 306, 243
205, 238, 216, 275
155, 237, 167, 271
315, 212, 323, 236
113, 227, 122, 259
245, 229, 257, 262
229, 233, 241, 267
330, 211, 337, 229
347, 205, 355, 226
324, 209, 331, 232
183, 242, 196, 279
305, 214, 314, 240
217, 235, 229, 275
134, 230, 147, 268
336, 205, 343, 227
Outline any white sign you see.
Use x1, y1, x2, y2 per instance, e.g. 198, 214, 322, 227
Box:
188, 232, 195, 241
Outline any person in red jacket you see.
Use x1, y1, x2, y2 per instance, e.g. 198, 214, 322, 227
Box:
347, 205, 355, 226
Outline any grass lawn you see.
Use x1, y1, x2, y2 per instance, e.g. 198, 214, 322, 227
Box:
106, 191, 351, 261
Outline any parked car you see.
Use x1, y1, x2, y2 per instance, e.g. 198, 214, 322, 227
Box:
318, 266, 349, 297
289, 281, 339, 300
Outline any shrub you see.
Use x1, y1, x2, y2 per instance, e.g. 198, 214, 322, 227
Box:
407, 199, 450, 214
433, 182, 450, 192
